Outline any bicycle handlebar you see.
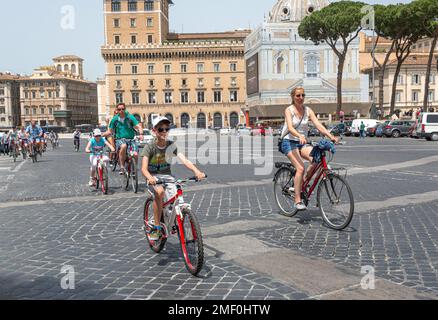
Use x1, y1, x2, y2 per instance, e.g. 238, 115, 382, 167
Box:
154, 175, 208, 185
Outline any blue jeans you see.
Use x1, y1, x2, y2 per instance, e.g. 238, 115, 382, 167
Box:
281, 139, 306, 155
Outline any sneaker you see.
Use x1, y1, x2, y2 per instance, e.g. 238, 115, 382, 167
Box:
119, 168, 126, 176
295, 202, 307, 211
149, 227, 162, 241
89, 179, 95, 187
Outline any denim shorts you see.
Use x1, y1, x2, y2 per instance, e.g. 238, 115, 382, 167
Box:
281, 139, 306, 155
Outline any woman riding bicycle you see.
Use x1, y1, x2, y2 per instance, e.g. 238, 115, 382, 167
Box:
280, 87, 339, 211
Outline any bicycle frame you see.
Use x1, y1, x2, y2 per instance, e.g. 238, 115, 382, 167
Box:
301, 153, 330, 199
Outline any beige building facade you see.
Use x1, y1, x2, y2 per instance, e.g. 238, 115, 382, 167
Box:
364, 55, 438, 116
19, 56, 98, 128
102, 0, 248, 128
0, 73, 22, 129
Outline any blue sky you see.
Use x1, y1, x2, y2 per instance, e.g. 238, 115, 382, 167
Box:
0, 0, 412, 81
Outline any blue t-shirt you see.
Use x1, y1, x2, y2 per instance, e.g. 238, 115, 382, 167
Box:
89, 137, 107, 155
25, 125, 43, 138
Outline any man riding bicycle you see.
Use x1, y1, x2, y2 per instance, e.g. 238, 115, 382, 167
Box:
25, 120, 44, 157
8, 128, 19, 157
18, 127, 28, 153
141, 116, 206, 241
103, 103, 143, 175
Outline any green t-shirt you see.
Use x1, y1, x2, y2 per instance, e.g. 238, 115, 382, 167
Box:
360, 123, 365, 131
141, 141, 178, 175
109, 112, 139, 139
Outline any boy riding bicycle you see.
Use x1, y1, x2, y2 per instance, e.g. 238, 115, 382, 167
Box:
141, 116, 206, 241
85, 129, 115, 187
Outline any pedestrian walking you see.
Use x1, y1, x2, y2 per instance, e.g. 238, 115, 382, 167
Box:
359, 121, 366, 139
0, 131, 5, 155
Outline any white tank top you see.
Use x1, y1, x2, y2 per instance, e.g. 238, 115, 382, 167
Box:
282, 106, 310, 141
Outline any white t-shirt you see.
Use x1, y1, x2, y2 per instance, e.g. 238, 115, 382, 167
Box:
281, 106, 310, 141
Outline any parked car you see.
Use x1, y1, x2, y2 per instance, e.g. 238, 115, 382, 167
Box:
236, 127, 252, 136
415, 112, 438, 141
383, 120, 415, 138
351, 119, 380, 136
220, 127, 232, 135
375, 121, 390, 137
137, 129, 154, 148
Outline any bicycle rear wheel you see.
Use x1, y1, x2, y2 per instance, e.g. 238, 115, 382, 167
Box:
143, 199, 167, 253
274, 167, 299, 217
177, 209, 204, 276
317, 173, 354, 230
102, 167, 109, 195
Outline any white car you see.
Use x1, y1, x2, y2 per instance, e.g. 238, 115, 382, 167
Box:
220, 128, 232, 135
137, 129, 154, 148
236, 127, 252, 136
415, 112, 438, 141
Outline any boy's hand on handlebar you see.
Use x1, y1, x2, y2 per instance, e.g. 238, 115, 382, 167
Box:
195, 172, 206, 181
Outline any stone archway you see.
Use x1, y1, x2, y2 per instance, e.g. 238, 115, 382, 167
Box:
181, 113, 190, 128
230, 112, 239, 128
213, 113, 223, 128
197, 113, 206, 129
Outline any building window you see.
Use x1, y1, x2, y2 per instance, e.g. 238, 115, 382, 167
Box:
40, 90, 45, 99
0, 89, 4, 96
214, 63, 220, 72
116, 80, 122, 88
56, 90, 60, 98
114, 19, 120, 28
49, 107, 53, 115
148, 64, 154, 74
114, 35, 120, 45
396, 90, 402, 103
197, 63, 204, 73
430, 74, 435, 84
182, 79, 187, 87
412, 74, 421, 85
115, 65, 122, 74
132, 80, 138, 88
32, 91, 36, 99
197, 91, 205, 103
197, 113, 206, 129
181, 92, 189, 103
304, 55, 319, 78
145, 0, 154, 11
148, 35, 153, 44
0, 108, 5, 114
214, 91, 222, 103
164, 64, 171, 73
412, 90, 420, 102
147, 18, 153, 27
165, 92, 173, 104
230, 63, 237, 72
181, 64, 188, 73
198, 78, 204, 87
397, 75, 403, 84
231, 77, 237, 87
25, 108, 30, 115
40, 107, 45, 115
32, 107, 37, 115
111, 0, 121, 12
429, 90, 435, 102
149, 79, 155, 87
131, 35, 137, 44
148, 92, 156, 104
116, 93, 123, 104
132, 92, 140, 104
132, 65, 138, 74
48, 91, 52, 98
128, 0, 137, 11
130, 18, 136, 28
230, 90, 238, 102
24, 91, 29, 99
165, 79, 171, 88
215, 78, 221, 87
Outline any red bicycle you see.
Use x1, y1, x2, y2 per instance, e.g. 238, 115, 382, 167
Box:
274, 140, 354, 230
143, 177, 206, 276
88, 149, 109, 195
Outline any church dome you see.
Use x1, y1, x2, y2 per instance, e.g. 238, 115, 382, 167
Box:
268, 0, 329, 23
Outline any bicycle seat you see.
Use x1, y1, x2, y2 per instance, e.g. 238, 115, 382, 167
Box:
275, 162, 293, 169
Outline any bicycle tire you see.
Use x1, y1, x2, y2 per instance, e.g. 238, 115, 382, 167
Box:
143, 199, 167, 253
177, 209, 204, 276
131, 159, 138, 194
317, 173, 354, 230
95, 168, 100, 191
273, 167, 299, 217
111, 155, 118, 172
102, 167, 109, 195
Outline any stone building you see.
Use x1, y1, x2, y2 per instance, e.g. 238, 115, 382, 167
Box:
101, 0, 249, 128
0, 73, 22, 129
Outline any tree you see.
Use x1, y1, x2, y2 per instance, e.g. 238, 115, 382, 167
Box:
370, 4, 396, 113
412, 0, 438, 112
299, 1, 365, 119
385, 3, 424, 116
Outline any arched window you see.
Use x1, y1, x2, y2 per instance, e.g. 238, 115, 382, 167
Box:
57, 65, 62, 72
230, 112, 239, 128
181, 113, 190, 128
304, 55, 320, 78
71, 64, 77, 74
277, 56, 284, 74
64, 64, 69, 72
213, 113, 223, 129
197, 113, 206, 129
165, 113, 174, 125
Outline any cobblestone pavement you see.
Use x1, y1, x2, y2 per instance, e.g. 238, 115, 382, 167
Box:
0, 137, 437, 300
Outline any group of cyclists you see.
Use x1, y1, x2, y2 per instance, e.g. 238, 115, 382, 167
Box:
0, 120, 59, 160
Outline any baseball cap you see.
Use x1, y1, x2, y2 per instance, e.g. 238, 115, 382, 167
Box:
93, 129, 102, 137
152, 116, 171, 129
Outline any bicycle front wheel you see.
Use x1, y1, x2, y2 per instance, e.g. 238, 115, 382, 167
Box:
131, 159, 138, 194
143, 199, 167, 253
102, 167, 109, 195
274, 167, 298, 217
177, 209, 204, 276
317, 173, 354, 230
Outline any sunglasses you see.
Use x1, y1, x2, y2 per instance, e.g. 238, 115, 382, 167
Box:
295, 94, 306, 98
157, 127, 171, 133
117, 108, 125, 112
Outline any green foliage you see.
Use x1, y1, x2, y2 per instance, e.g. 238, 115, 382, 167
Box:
411, 0, 438, 37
